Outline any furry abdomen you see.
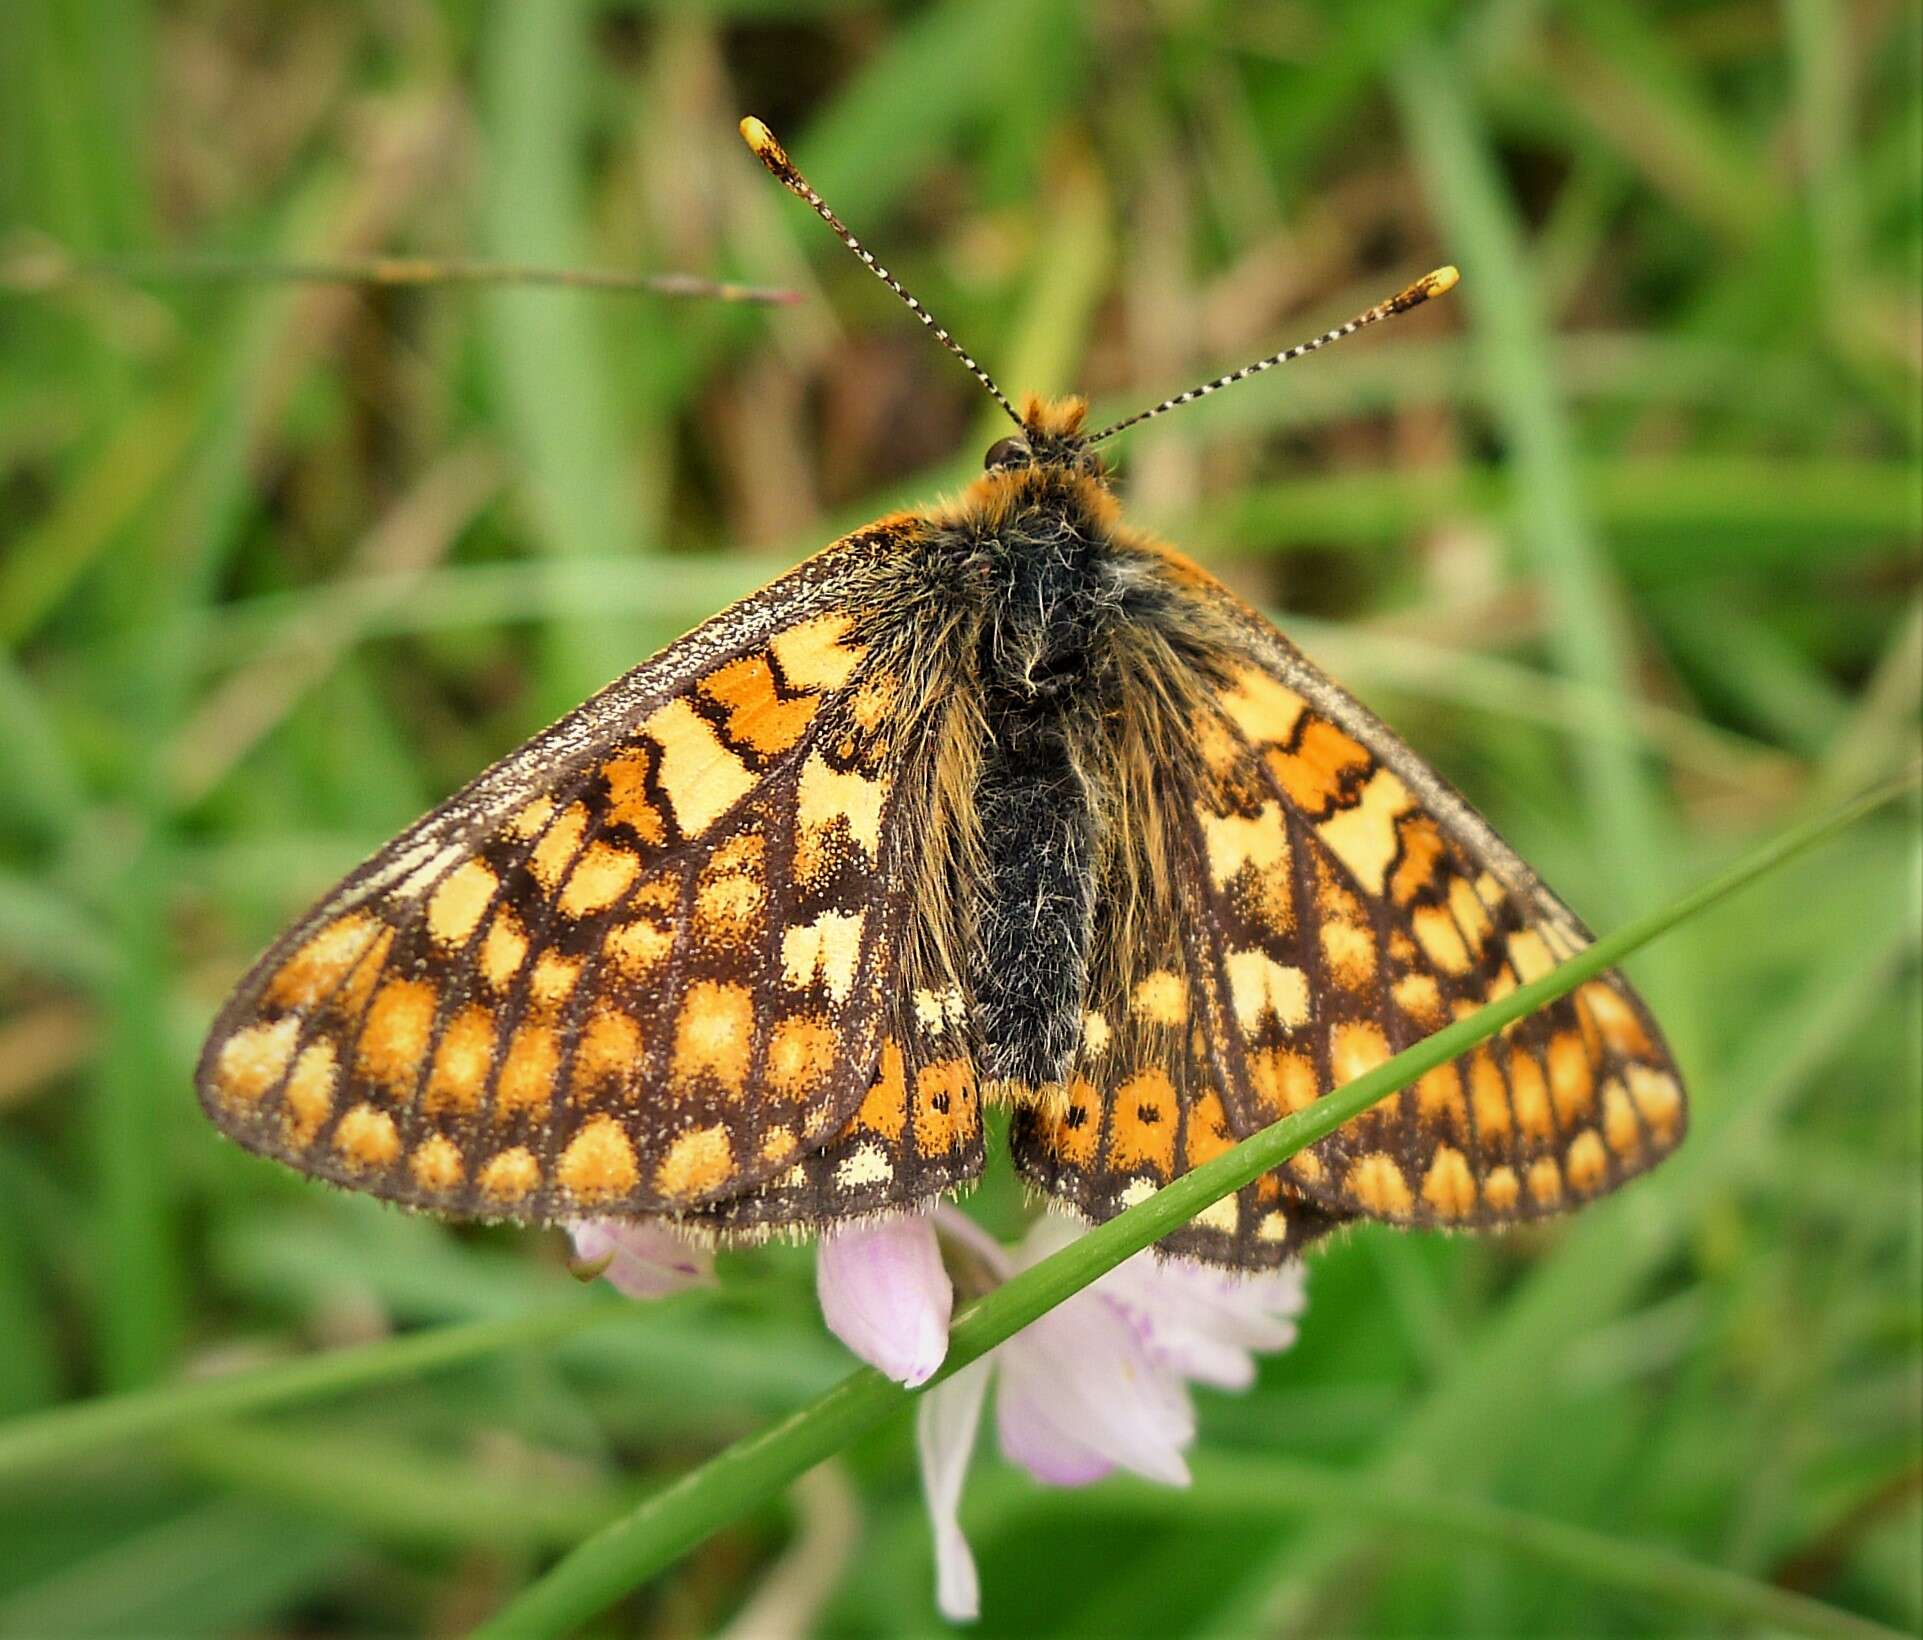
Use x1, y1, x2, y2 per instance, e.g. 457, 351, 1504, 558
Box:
953, 479, 1118, 1087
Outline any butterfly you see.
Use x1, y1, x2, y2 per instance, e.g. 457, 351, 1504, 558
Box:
196, 117, 1686, 1270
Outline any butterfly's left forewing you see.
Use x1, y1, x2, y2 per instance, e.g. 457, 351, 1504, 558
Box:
198, 520, 961, 1223
1181, 579, 1688, 1230
1014, 539, 1687, 1266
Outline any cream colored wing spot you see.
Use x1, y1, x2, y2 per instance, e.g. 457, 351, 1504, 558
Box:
911, 987, 966, 1035
641, 697, 759, 838
1320, 917, 1375, 988
1315, 766, 1411, 897
427, 859, 499, 947
1601, 1080, 1642, 1157
1506, 928, 1556, 983
1130, 969, 1188, 1025
1196, 802, 1289, 888
1566, 1129, 1609, 1193
1412, 903, 1474, 974
768, 613, 868, 691
479, 906, 530, 989
1222, 949, 1310, 1031
281, 1042, 338, 1143
212, 1017, 301, 1105
1627, 1065, 1684, 1141
835, 1141, 894, 1190
1215, 664, 1306, 746
780, 910, 867, 1002
795, 752, 887, 862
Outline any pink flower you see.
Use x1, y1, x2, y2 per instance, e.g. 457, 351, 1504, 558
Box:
565, 1219, 714, 1299
816, 1215, 953, 1388
570, 1205, 1307, 1625
816, 1206, 1309, 1622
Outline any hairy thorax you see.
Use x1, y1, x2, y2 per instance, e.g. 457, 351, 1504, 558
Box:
902, 424, 1199, 1095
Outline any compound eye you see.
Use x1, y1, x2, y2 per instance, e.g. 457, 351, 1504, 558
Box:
983, 437, 1028, 471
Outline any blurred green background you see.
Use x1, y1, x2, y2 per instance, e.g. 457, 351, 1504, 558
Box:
2, 1, 1920, 1635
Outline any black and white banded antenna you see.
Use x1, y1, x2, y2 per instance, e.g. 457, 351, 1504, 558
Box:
1087, 265, 1460, 445
741, 116, 1023, 432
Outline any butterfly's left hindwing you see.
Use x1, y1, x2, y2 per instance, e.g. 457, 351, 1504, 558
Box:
197, 519, 967, 1223
1005, 601, 1351, 1269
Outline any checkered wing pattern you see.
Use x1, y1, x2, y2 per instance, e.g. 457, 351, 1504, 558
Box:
1015, 547, 1687, 1266
1010, 878, 1350, 1268
1187, 604, 1687, 1230
197, 523, 947, 1222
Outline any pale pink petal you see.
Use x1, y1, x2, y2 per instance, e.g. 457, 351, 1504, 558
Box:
817, 1214, 953, 1388
1097, 1252, 1308, 1389
993, 1358, 1115, 1487
995, 1288, 1194, 1488
565, 1220, 713, 1300
917, 1358, 992, 1622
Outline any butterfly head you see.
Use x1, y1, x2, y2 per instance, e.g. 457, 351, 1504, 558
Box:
982, 395, 1107, 484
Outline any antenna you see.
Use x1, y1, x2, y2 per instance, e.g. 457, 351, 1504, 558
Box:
740, 116, 1022, 431
1087, 266, 1460, 445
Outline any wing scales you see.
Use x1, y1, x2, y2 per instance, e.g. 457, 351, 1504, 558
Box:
198, 521, 950, 1221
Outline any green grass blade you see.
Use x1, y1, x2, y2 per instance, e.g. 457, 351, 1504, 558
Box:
473, 770, 1918, 1640
1394, 44, 1679, 939
1004, 1454, 1910, 1640
0, 1300, 626, 1481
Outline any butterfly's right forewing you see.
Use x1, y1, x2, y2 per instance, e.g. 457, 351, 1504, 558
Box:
198, 518, 962, 1223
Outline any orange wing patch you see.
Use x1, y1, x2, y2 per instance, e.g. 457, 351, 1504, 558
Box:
687, 984, 985, 1238
1010, 860, 1348, 1268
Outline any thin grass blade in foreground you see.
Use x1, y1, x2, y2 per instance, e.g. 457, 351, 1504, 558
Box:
1010, 1454, 1906, 1640
0, 1302, 626, 1480
475, 770, 1920, 1639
